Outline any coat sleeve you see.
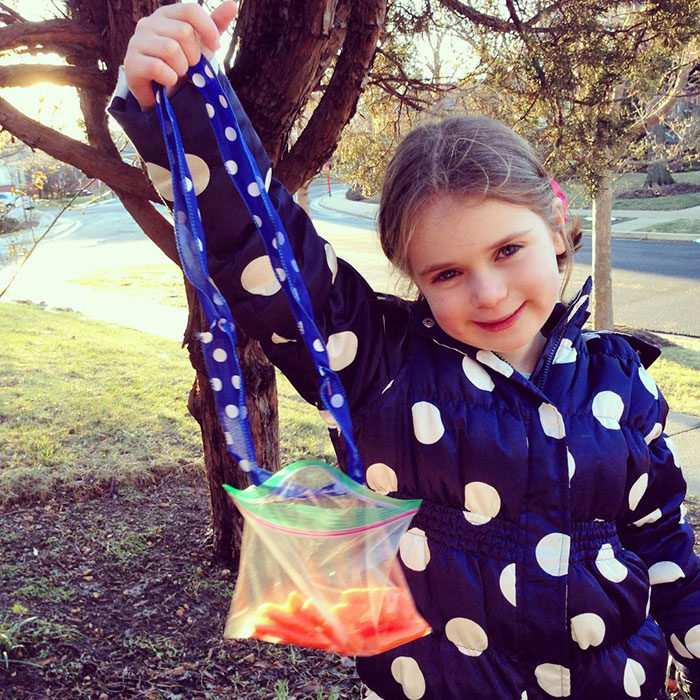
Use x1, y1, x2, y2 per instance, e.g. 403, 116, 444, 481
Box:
107, 65, 405, 415
617, 349, 700, 675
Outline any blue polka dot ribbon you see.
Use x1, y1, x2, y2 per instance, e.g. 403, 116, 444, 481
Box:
153, 56, 363, 485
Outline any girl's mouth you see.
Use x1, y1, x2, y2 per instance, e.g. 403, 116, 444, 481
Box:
474, 302, 526, 332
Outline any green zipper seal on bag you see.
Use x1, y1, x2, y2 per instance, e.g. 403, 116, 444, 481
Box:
223, 460, 421, 534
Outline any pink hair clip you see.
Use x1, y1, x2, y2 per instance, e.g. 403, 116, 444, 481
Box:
549, 177, 569, 221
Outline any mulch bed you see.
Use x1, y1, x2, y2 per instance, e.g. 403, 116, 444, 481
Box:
3, 479, 700, 699
1, 481, 365, 699
615, 182, 700, 200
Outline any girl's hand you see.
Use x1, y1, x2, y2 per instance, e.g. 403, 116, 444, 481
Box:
124, 1, 237, 110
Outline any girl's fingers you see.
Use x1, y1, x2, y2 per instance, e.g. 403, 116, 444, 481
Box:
142, 18, 203, 67
131, 33, 190, 77
211, 1, 238, 36
153, 2, 222, 53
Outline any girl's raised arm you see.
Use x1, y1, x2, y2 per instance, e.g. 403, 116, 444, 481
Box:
109, 3, 405, 424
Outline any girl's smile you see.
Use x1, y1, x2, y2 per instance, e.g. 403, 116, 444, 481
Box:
408, 195, 566, 373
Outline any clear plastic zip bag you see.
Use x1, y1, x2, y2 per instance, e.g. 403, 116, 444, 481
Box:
223, 460, 431, 656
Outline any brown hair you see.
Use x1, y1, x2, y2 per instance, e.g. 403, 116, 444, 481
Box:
378, 115, 582, 294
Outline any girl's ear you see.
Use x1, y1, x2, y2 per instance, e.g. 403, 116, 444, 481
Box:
549, 196, 567, 255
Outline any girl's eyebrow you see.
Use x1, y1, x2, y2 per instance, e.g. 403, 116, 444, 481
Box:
417, 229, 532, 277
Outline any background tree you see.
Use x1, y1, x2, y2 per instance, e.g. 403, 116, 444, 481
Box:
0, 0, 385, 562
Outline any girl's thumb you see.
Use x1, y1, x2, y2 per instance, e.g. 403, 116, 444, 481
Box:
212, 1, 238, 36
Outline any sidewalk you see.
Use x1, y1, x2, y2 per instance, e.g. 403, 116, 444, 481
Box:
316, 194, 700, 242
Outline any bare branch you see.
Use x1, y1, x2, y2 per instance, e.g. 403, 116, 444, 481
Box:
0, 18, 101, 54
437, 0, 510, 32
0, 1, 25, 24
0, 64, 110, 92
0, 95, 156, 203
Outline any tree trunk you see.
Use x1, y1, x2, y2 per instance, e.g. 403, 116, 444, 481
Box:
644, 161, 675, 188
591, 171, 614, 330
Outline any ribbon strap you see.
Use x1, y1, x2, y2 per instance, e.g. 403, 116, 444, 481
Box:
153, 56, 363, 484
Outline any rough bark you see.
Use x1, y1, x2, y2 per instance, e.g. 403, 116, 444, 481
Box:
297, 179, 311, 213
644, 161, 676, 188
591, 171, 614, 331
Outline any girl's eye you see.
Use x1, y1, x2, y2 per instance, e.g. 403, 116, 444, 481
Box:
497, 243, 522, 259
432, 269, 459, 283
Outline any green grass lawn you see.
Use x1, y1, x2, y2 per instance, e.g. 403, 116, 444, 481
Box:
563, 171, 700, 211
640, 219, 700, 235
0, 302, 333, 506
652, 335, 700, 417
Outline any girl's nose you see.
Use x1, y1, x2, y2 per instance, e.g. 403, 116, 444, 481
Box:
470, 273, 507, 309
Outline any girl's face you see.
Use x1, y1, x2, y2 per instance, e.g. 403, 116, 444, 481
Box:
408, 194, 566, 373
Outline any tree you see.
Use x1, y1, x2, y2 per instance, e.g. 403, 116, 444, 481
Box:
0, 0, 385, 562
433, 0, 700, 329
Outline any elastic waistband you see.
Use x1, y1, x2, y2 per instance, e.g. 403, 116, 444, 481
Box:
407, 498, 620, 563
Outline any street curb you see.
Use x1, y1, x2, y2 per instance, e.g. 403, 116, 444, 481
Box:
316, 196, 699, 243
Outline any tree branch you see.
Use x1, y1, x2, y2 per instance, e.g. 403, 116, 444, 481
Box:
0, 96, 156, 202
277, 0, 387, 192
0, 18, 102, 54
0, 64, 110, 92
437, 0, 510, 32
0, 1, 25, 24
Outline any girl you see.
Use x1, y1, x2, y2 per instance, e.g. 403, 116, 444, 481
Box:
113, 3, 700, 698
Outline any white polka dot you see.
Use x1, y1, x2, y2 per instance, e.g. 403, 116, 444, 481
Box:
327, 331, 358, 371
183, 176, 193, 193
637, 366, 658, 399
200, 331, 213, 343
312, 339, 324, 353
567, 294, 589, 322
445, 617, 488, 656
212, 292, 225, 307
239, 459, 252, 472
535, 663, 571, 697
399, 527, 430, 571
570, 613, 606, 650
567, 450, 576, 481
225, 404, 239, 419
240, 256, 281, 296
325, 243, 338, 283
499, 563, 516, 606
264, 167, 272, 192
297, 321, 304, 335
628, 473, 648, 511
224, 431, 233, 445
232, 375, 241, 389
670, 633, 694, 659
212, 348, 227, 362
225, 160, 238, 175
276, 231, 286, 246
476, 350, 513, 377
210, 378, 222, 392
535, 533, 570, 577
366, 463, 398, 495
648, 561, 685, 585
330, 393, 344, 408
553, 338, 577, 364
219, 94, 228, 108
225, 126, 236, 141
390, 657, 425, 700
191, 72, 205, 87
145, 162, 175, 201
463, 481, 501, 525
204, 64, 214, 79
196, 237, 204, 252
623, 658, 646, 697
247, 181, 261, 197
632, 509, 662, 527
462, 356, 495, 391
538, 403, 566, 439
644, 422, 662, 445
680, 503, 687, 524
274, 267, 286, 283
595, 543, 628, 582
411, 402, 445, 444
205, 103, 215, 118
271, 332, 295, 344
155, 90, 161, 104
666, 436, 681, 468
686, 625, 700, 657
592, 391, 624, 430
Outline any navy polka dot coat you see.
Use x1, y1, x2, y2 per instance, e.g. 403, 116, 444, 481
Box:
109, 67, 700, 699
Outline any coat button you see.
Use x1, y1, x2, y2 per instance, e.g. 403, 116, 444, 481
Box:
422, 318, 435, 328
